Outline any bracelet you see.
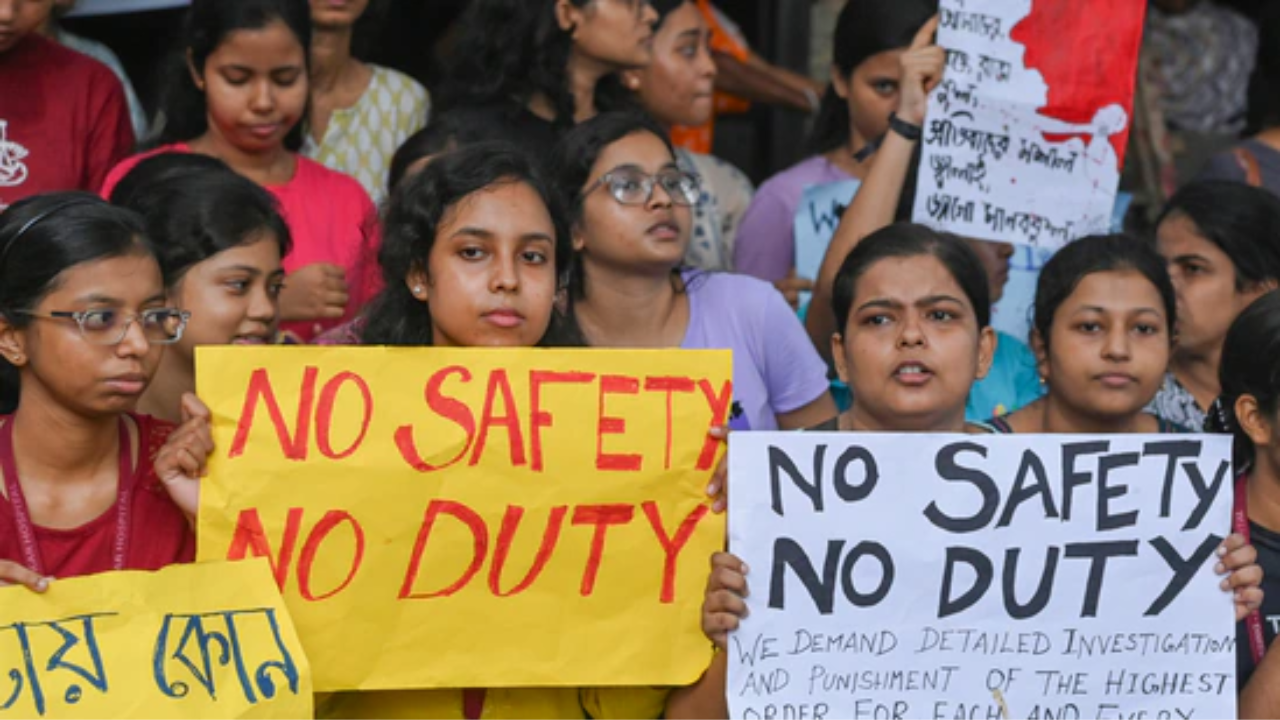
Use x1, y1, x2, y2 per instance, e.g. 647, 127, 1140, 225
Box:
888, 112, 923, 142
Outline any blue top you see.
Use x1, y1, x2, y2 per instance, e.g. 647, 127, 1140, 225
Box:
965, 330, 1043, 422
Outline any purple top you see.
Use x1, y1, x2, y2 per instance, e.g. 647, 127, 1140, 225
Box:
733, 155, 854, 282
681, 270, 831, 431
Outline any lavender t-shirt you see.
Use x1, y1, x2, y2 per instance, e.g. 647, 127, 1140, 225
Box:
681, 270, 831, 431
733, 155, 854, 282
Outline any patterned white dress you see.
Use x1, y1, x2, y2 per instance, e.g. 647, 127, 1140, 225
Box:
303, 64, 429, 204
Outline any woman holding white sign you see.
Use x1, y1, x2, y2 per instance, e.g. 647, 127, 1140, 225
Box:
668, 225, 998, 717
666, 227, 1264, 717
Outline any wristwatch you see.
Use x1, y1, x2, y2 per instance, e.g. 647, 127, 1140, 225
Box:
888, 112, 923, 142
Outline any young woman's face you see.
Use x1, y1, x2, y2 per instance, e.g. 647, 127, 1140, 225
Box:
309, 0, 369, 30
561, 0, 658, 70
195, 19, 308, 154
574, 131, 693, 274
1038, 269, 1172, 423
629, 2, 715, 127
832, 48, 903, 149
833, 254, 995, 432
411, 181, 558, 348
171, 234, 284, 358
7, 253, 167, 417
1156, 214, 1269, 360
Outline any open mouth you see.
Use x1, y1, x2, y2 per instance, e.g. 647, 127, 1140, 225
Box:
893, 362, 934, 386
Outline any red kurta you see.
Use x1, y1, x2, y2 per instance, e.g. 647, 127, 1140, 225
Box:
0, 34, 135, 211
0, 414, 195, 578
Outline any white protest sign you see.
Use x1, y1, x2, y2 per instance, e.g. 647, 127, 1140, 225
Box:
911, 0, 1146, 248
794, 180, 862, 286
728, 433, 1236, 720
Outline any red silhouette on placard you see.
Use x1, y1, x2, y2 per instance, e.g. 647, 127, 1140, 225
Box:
1009, 0, 1148, 163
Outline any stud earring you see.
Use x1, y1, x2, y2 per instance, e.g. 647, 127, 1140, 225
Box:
412, 285, 424, 295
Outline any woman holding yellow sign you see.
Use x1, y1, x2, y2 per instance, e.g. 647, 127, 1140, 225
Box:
0, 195, 197, 589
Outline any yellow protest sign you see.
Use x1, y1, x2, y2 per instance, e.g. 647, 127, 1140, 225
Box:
195, 347, 730, 692
0, 559, 312, 719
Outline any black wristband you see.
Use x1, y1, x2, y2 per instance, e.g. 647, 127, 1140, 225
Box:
888, 112, 923, 142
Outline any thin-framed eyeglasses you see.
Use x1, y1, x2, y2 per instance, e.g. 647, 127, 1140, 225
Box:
13, 308, 192, 346
581, 167, 702, 207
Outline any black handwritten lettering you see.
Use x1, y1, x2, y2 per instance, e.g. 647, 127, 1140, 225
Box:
927, 118, 1012, 161
1145, 534, 1222, 616
977, 54, 1013, 83
1096, 452, 1140, 532
769, 444, 827, 515
1064, 541, 1139, 617
983, 202, 1073, 243
1003, 546, 1059, 619
939, 7, 1004, 40
939, 546, 993, 617
1018, 139, 1080, 173
935, 79, 980, 115
770, 538, 843, 614
926, 193, 977, 224
996, 450, 1058, 528
152, 609, 301, 704
929, 155, 988, 192
926, 442, 997, 533
0, 613, 114, 716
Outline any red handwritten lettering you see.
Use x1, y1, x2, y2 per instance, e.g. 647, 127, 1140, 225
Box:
488, 505, 568, 596
529, 371, 596, 472
596, 375, 642, 471
643, 376, 697, 469
226, 507, 304, 589
470, 369, 527, 467
642, 502, 711, 603
696, 379, 734, 470
296, 511, 365, 601
396, 366, 475, 472
228, 367, 319, 460
399, 500, 489, 599
571, 504, 636, 596
315, 372, 373, 460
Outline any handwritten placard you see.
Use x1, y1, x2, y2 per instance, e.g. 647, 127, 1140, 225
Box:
794, 180, 862, 287
912, 0, 1146, 248
728, 433, 1235, 720
0, 559, 311, 719
196, 347, 730, 692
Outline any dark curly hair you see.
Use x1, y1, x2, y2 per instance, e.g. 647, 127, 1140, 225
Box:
439, 0, 633, 128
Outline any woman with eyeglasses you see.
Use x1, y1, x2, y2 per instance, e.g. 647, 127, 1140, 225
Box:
552, 112, 836, 431
0, 193, 209, 592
